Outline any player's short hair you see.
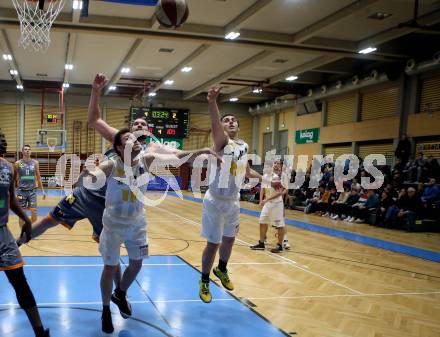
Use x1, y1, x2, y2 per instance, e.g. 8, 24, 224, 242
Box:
221, 114, 240, 127
22, 144, 31, 150
113, 128, 131, 157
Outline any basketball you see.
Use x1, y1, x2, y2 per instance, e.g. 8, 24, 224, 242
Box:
155, 0, 189, 28
271, 177, 283, 190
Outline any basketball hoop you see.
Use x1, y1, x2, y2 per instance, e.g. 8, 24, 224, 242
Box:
11, 0, 65, 52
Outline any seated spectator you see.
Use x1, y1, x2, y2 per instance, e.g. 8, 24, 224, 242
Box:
345, 189, 368, 222
382, 188, 422, 228
421, 178, 440, 205
374, 190, 394, 225
415, 152, 429, 182
320, 186, 338, 217
304, 185, 324, 214
384, 183, 398, 199
314, 186, 331, 214
399, 187, 423, 230
330, 185, 351, 220
348, 189, 379, 223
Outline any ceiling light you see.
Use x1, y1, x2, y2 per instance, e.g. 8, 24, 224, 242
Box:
62, 83, 70, 88
121, 67, 130, 73
2, 54, 12, 61
148, 92, 157, 97
252, 88, 263, 94
358, 47, 377, 54
109, 85, 116, 91
281, 123, 285, 128
286, 75, 298, 81
225, 32, 240, 40
229, 97, 239, 102
9, 69, 18, 76
164, 80, 174, 85
16, 84, 23, 90
73, 0, 83, 10
181, 66, 192, 73
65, 64, 74, 70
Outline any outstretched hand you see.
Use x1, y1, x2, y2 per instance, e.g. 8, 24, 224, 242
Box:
92, 73, 108, 91
207, 87, 221, 103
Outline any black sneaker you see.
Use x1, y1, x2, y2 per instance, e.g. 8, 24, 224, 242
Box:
270, 244, 283, 253
250, 241, 265, 250
101, 311, 114, 334
111, 291, 132, 319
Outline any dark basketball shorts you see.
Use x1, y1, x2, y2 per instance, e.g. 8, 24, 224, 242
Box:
49, 187, 105, 237
16, 188, 37, 209
0, 226, 24, 271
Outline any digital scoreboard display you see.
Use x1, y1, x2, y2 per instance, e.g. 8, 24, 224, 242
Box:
130, 107, 190, 138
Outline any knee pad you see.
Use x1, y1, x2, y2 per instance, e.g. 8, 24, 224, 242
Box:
5, 268, 37, 310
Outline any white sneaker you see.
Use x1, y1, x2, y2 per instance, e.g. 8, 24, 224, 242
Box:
345, 216, 352, 222
331, 214, 339, 220
355, 218, 364, 223
349, 217, 356, 223
322, 212, 329, 217
283, 240, 291, 250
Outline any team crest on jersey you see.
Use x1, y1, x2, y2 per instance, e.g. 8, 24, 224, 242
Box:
0, 168, 10, 186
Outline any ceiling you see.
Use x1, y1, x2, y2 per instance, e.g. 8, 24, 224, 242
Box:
0, 0, 439, 105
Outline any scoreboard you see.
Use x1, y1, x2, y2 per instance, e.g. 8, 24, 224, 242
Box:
130, 107, 190, 138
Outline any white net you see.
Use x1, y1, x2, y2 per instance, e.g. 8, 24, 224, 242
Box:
11, 0, 65, 52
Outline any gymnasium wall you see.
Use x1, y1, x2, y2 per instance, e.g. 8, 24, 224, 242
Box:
256, 70, 440, 164
0, 90, 250, 157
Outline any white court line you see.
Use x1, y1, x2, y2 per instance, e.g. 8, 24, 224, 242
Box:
156, 205, 364, 295
24, 262, 288, 267
0, 291, 438, 307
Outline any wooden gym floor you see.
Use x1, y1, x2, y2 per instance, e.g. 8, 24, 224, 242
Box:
6, 192, 440, 337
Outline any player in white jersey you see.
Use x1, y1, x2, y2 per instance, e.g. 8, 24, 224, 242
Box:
250, 160, 290, 253
93, 128, 219, 333
199, 87, 262, 303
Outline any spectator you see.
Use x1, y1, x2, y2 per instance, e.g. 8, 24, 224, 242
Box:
330, 185, 351, 220
395, 133, 411, 164
374, 190, 394, 225
315, 186, 331, 214
321, 186, 338, 217
415, 152, 429, 182
349, 189, 379, 223
304, 186, 324, 214
421, 178, 440, 205
382, 188, 408, 228
398, 187, 423, 230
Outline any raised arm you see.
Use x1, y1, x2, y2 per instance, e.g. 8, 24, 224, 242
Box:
207, 87, 228, 152
143, 148, 221, 169
88, 73, 118, 143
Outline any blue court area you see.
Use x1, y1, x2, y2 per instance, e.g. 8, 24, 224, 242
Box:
0, 256, 288, 337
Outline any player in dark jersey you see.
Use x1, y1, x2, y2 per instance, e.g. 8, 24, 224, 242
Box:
14, 145, 46, 224
0, 131, 50, 337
